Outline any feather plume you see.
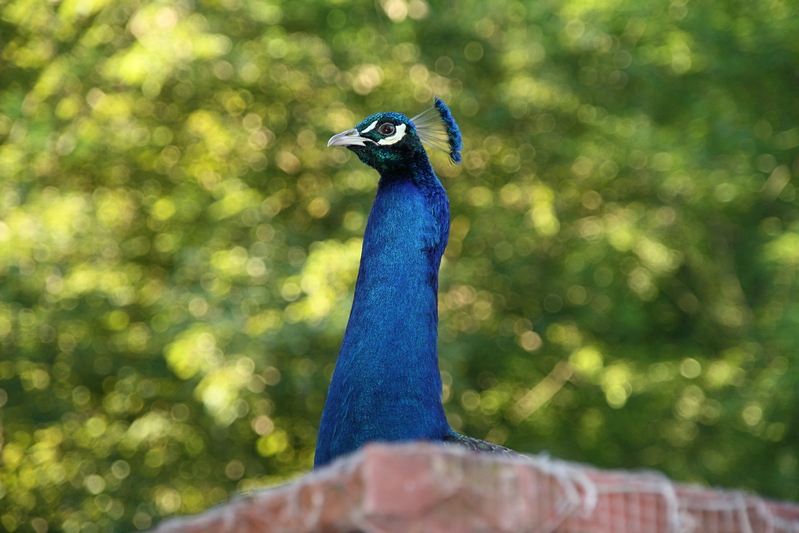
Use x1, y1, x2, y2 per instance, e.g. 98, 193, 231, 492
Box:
411, 97, 462, 164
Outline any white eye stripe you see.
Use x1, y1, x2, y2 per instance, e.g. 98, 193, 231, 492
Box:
377, 123, 407, 145
360, 120, 378, 134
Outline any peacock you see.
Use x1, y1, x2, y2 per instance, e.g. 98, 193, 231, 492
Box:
314, 98, 521, 468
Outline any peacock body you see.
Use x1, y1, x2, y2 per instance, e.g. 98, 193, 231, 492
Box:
315, 99, 519, 468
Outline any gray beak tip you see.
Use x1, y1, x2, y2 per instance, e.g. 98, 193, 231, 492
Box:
328, 128, 371, 148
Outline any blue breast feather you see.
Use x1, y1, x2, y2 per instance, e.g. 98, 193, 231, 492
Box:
314, 169, 450, 467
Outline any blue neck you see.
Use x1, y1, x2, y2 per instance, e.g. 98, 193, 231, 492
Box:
314, 158, 450, 467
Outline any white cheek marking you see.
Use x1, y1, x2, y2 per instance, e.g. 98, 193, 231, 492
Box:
377, 123, 407, 146
360, 120, 378, 134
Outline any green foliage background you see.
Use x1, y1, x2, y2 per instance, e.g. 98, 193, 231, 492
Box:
1, 0, 798, 530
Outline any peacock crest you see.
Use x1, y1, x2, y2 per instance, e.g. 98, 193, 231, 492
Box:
410, 97, 463, 164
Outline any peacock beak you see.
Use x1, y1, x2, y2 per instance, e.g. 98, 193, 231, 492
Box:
327, 128, 374, 147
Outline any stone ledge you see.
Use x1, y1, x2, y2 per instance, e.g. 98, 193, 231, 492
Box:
150, 442, 799, 533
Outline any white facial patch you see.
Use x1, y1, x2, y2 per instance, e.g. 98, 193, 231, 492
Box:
360, 120, 378, 134
377, 123, 407, 146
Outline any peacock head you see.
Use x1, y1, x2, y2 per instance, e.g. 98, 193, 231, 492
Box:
327, 97, 462, 173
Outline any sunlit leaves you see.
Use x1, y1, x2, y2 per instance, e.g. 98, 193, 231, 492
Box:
2, 0, 799, 530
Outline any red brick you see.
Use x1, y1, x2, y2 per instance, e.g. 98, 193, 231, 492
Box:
149, 442, 799, 533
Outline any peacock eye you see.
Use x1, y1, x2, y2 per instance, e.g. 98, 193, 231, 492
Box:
377, 123, 396, 136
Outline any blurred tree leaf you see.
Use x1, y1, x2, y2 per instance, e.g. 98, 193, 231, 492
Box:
1, 0, 798, 531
